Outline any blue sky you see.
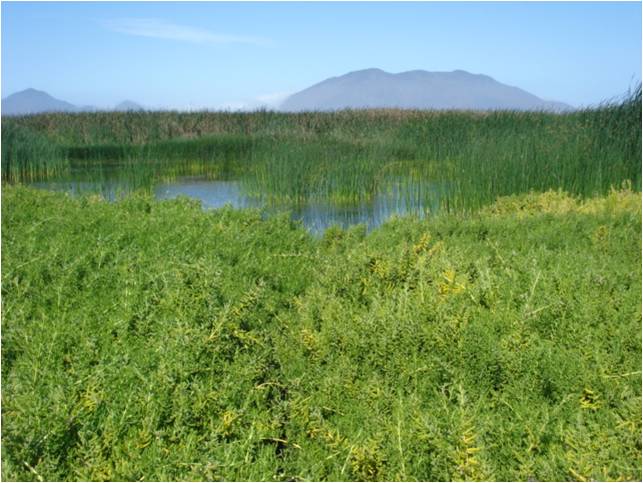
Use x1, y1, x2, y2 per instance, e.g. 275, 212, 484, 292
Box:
2, 1, 641, 110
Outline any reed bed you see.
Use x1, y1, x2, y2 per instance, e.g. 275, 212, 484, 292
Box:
2, 86, 640, 211
1, 123, 69, 183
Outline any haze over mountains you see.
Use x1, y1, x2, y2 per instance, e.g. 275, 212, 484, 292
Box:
2, 69, 574, 115
1, 88, 144, 115
280, 69, 573, 111
114, 100, 145, 112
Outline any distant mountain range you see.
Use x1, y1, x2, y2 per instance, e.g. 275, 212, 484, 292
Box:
2, 71, 574, 115
280, 68, 573, 112
1, 88, 144, 115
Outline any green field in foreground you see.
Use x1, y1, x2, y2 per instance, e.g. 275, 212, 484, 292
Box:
2, 185, 641, 481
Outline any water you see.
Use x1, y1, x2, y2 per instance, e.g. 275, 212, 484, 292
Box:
30, 165, 446, 234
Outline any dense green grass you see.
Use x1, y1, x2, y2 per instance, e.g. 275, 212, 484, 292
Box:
2, 185, 640, 481
2, 87, 640, 210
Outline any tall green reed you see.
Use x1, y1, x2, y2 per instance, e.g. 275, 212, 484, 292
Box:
3, 85, 640, 212
1, 123, 69, 183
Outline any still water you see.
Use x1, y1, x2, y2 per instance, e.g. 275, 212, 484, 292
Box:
155, 178, 441, 233
31, 166, 444, 234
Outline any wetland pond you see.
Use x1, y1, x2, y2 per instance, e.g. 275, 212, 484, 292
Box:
30, 163, 448, 234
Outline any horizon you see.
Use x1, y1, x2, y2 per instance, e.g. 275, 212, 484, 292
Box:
2, 1, 641, 110
1, 67, 595, 112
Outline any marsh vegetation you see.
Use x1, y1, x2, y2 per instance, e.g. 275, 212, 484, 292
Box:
1, 88, 641, 481
2, 87, 640, 217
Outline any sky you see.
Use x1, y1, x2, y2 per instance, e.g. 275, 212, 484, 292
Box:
1, 1, 641, 110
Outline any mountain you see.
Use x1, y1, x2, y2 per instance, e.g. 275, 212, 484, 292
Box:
1, 89, 146, 115
280, 68, 573, 112
114, 100, 144, 112
1, 88, 78, 115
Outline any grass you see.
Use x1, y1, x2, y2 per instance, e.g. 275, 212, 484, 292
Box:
2, 86, 640, 211
2, 185, 641, 481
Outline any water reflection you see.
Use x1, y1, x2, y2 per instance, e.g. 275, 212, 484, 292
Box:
156, 178, 257, 210
31, 168, 445, 234
155, 177, 442, 234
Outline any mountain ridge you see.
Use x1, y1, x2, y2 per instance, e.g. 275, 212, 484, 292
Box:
280, 68, 573, 112
2, 71, 575, 115
2, 88, 78, 115
1, 89, 146, 115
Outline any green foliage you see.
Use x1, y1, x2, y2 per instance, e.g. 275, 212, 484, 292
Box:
2, 186, 640, 481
